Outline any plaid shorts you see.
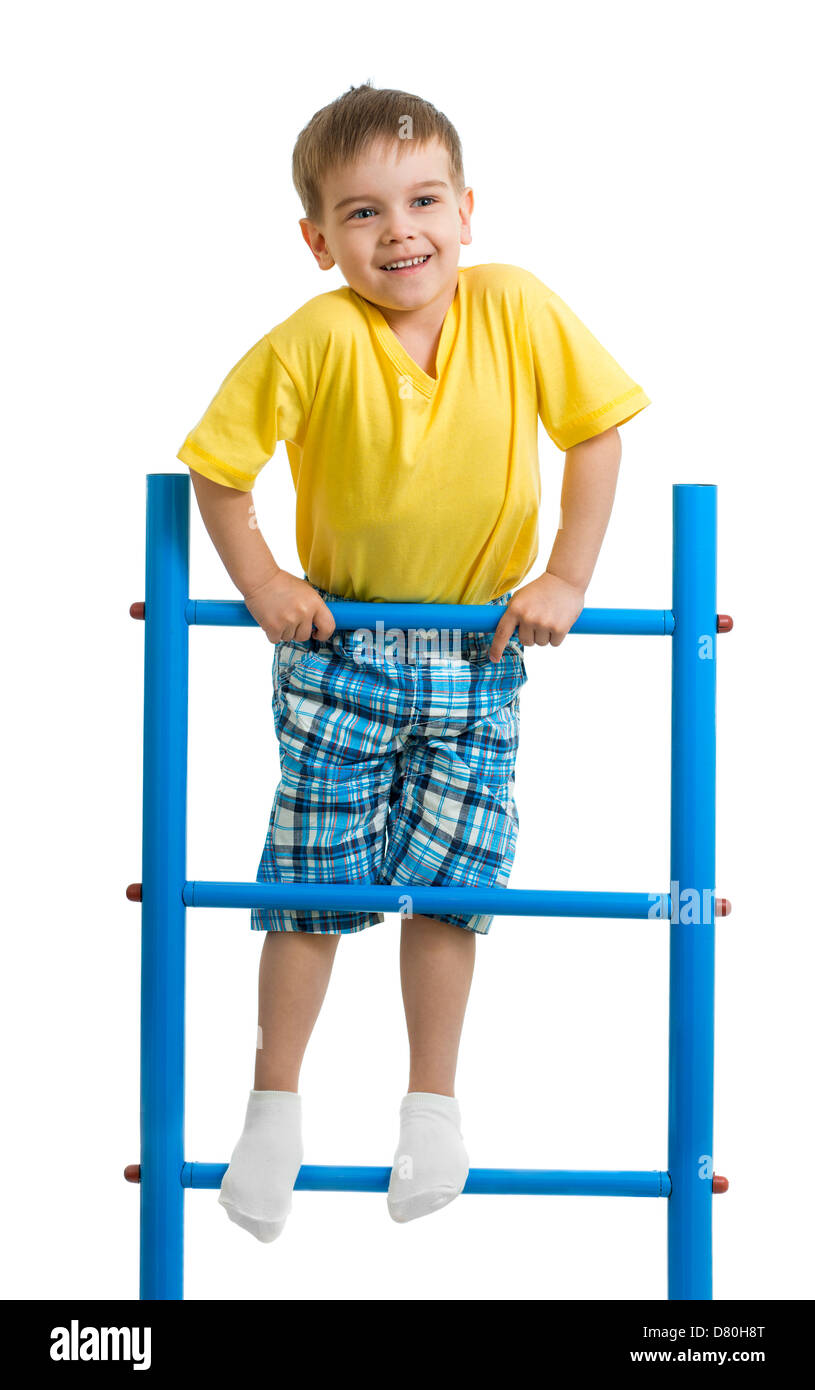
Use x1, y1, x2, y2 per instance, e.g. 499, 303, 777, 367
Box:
251, 579, 528, 936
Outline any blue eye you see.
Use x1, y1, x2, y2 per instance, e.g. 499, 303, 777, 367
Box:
348, 197, 438, 220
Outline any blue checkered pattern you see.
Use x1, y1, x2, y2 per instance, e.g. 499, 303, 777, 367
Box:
251, 581, 528, 935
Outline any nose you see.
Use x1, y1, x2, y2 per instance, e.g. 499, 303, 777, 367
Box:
381, 213, 416, 244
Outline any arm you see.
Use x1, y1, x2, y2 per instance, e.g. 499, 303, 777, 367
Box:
189, 468, 280, 598
546, 425, 622, 591
489, 426, 622, 659
188, 469, 335, 642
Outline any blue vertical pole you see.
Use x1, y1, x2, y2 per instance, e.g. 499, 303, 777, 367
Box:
140, 474, 190, 1299
667, 483, 717, 1299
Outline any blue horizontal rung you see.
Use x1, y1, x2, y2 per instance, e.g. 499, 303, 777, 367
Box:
183, 1163, 670, 1197
186, 599, 674, 636
184, 881, 671, 919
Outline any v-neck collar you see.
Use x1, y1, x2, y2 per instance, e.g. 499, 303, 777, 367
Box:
352, 272, 461, 397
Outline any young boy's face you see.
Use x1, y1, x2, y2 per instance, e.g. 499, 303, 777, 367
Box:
300, 135, 473, 313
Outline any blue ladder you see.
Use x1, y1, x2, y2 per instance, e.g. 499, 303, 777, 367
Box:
125, 473, 731, 1300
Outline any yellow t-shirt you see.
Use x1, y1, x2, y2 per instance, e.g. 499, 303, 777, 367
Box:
176, 262, 650, 604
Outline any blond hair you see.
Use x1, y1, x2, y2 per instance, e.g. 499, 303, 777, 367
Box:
292, 80, 466, 225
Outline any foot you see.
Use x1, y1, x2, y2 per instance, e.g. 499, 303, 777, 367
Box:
387, 1091, 469, 1223
218, 1089, 303, 1243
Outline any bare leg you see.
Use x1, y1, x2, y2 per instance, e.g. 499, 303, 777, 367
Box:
254, 929, 341, 1091
399, 913, 476, 1096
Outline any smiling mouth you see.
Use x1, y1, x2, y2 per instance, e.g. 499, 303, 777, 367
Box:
380, 254, 432, 272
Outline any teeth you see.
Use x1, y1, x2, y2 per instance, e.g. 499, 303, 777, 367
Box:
382, 255, 429, 270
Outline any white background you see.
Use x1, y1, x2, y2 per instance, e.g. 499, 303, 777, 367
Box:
3, 0, 813, 1302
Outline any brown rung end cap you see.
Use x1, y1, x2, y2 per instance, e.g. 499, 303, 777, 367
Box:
717, 614, 733, 632
126, 883, 142, 902
715, 897, 732, 917
130, 601, 145, 620
124, 1164, 141, 1183
712, 1173, 729, 1194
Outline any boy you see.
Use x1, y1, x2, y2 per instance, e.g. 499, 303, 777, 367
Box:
176, 82, 650, 1242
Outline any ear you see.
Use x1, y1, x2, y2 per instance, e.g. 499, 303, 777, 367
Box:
458, 188, 474, 247
299, 219, 335, 270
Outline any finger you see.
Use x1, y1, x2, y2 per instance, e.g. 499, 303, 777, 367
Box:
294, 621, 314, 640
549, 610, 582, 647
489, 615, 517, 662
312, 600, 336, 640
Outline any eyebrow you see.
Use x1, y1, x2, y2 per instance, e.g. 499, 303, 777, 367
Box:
332, 180, 449, 212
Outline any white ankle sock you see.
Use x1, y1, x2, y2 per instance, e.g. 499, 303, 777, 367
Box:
387, 1091, 469, 1223
218, 1089, 303, 1243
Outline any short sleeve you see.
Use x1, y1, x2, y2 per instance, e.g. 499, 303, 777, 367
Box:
530, 291, 651, 450
176, 334, 305, 491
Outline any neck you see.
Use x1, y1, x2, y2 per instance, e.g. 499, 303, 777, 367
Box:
364, 273, 459, 337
